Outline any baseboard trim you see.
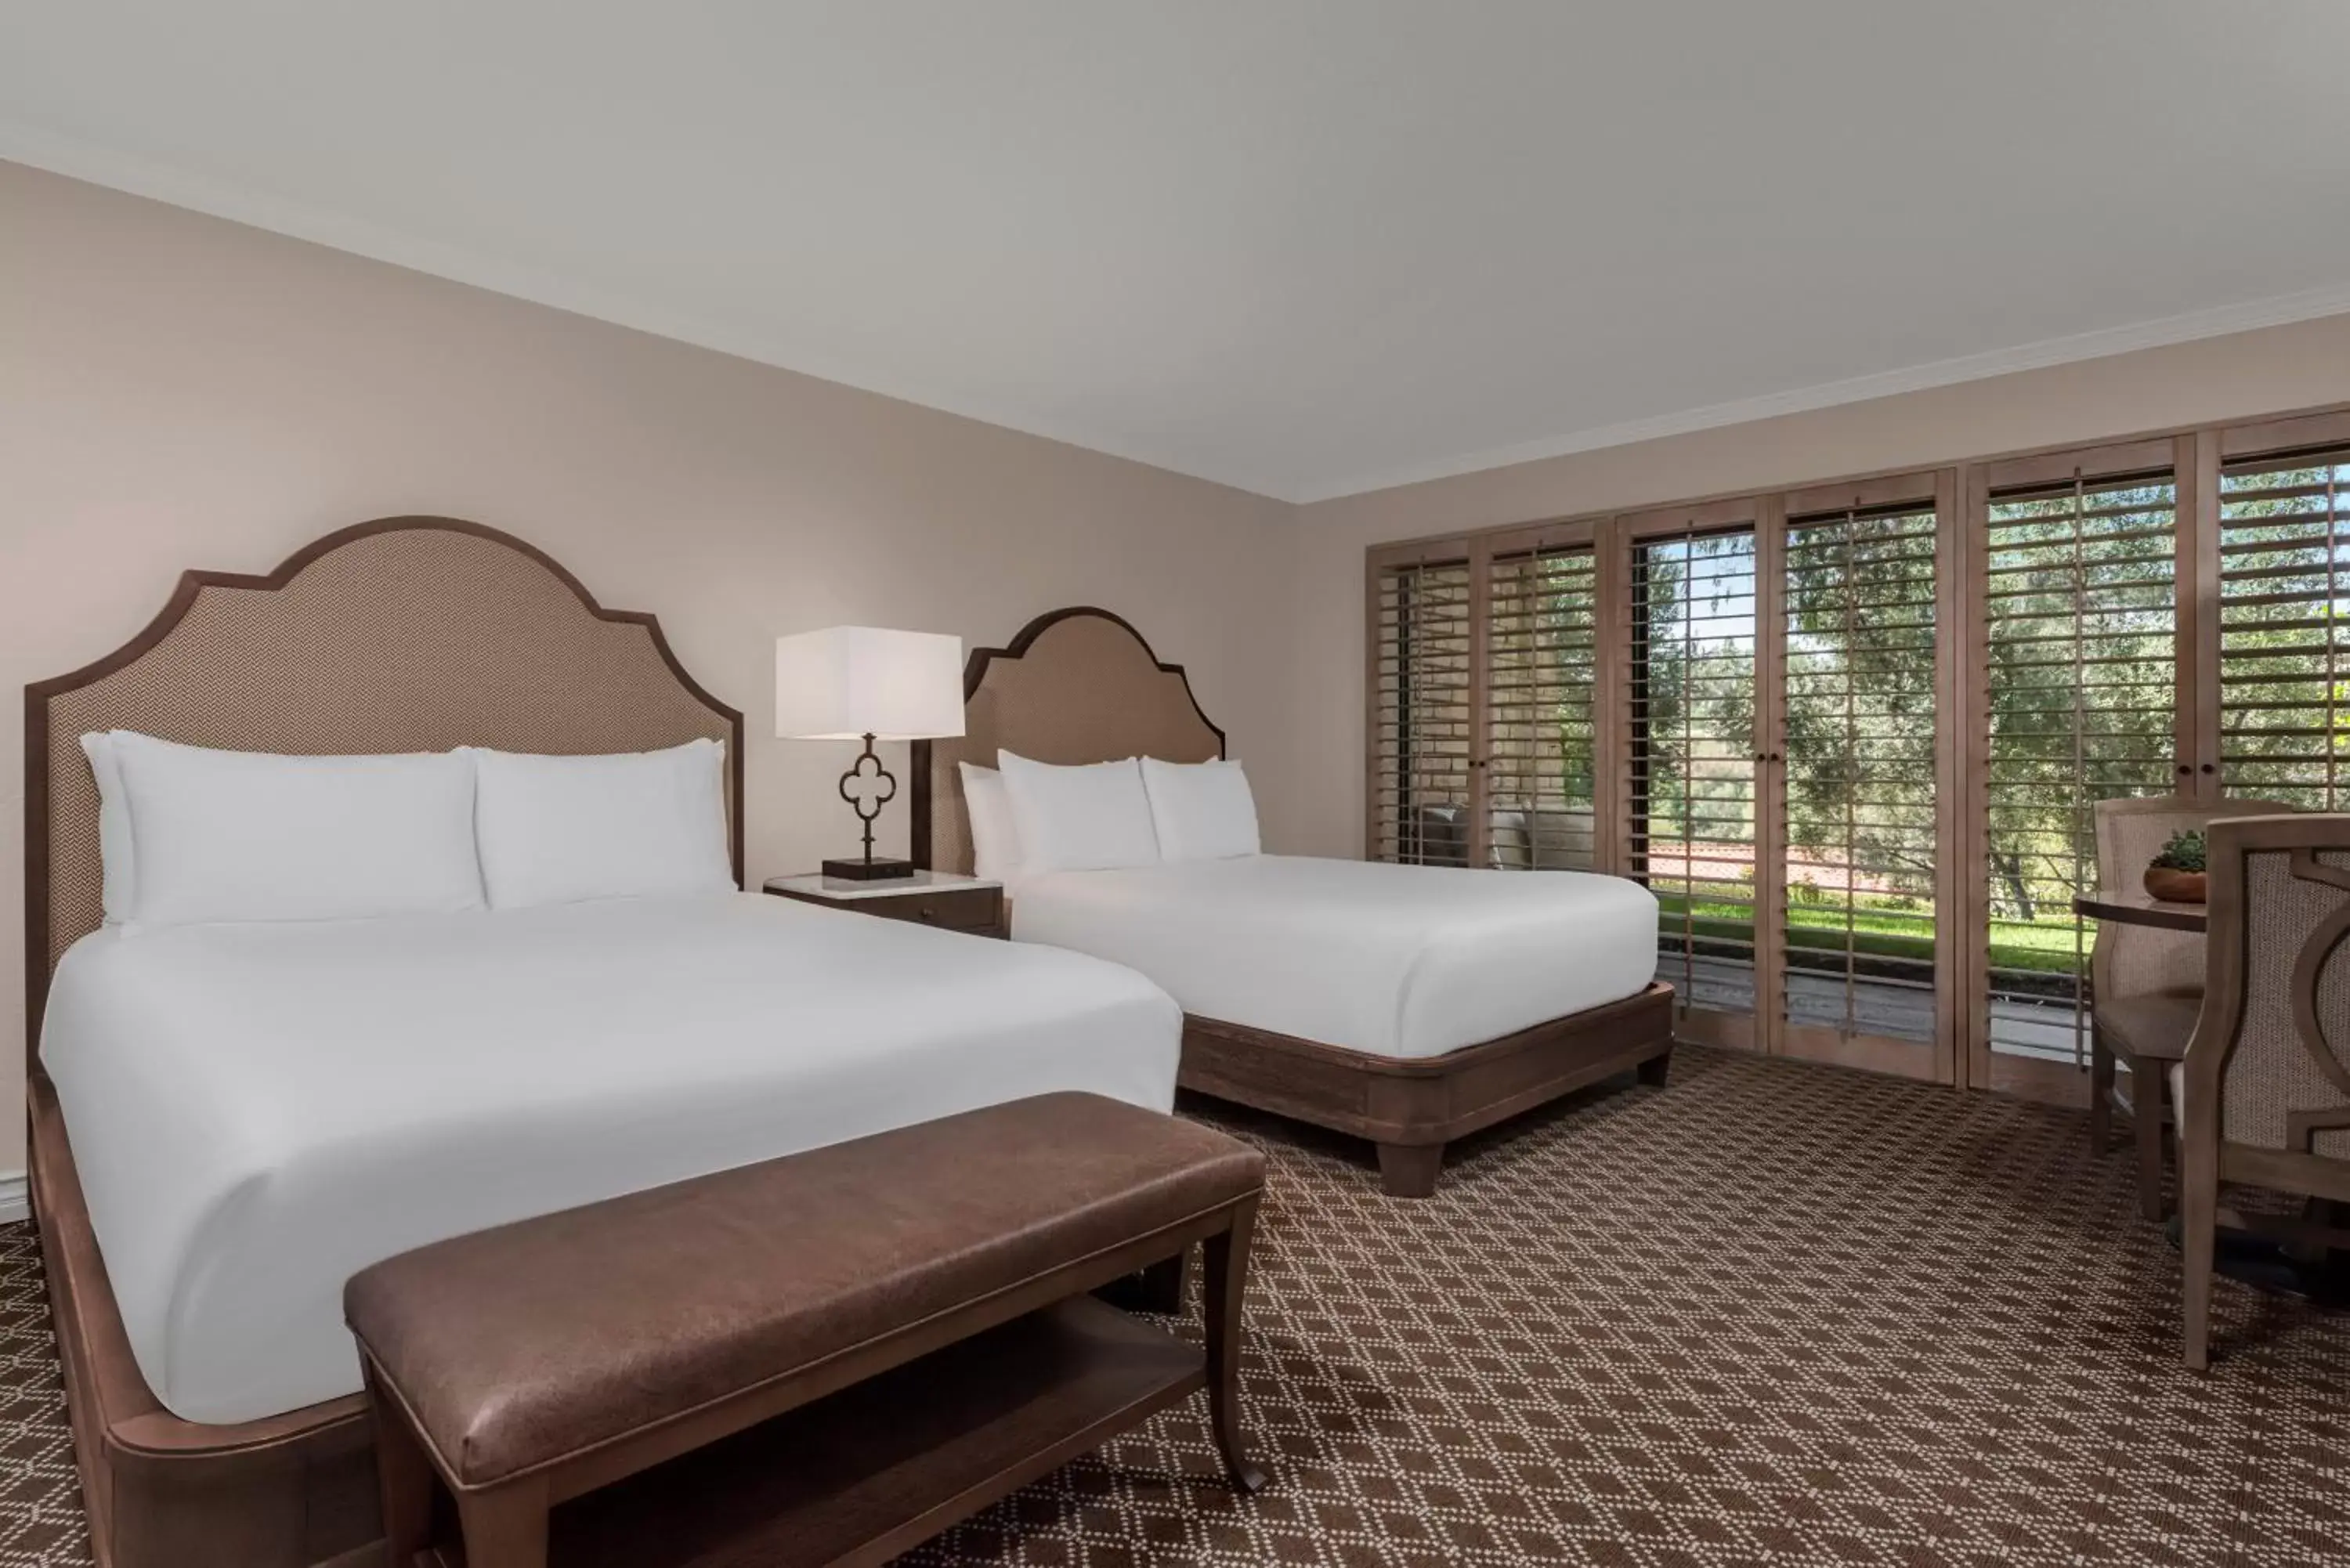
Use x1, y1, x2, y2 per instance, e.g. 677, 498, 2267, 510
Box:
0, 1172, 27, 1225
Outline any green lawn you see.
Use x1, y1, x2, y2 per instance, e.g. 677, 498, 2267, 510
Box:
1653, 894, 2087, 974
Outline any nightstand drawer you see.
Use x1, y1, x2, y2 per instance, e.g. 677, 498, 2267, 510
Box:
762, 874, 1006, 938
859, 885, 1002, 934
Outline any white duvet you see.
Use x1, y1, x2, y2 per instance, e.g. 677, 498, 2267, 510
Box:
1009, 855, 1660, 1059
40, 892, 1180, 1425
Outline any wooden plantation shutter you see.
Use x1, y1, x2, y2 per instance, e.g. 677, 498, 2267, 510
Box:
1776, 482, 1942, 1055
1483, 529, 1601, 870
1368, 547, 1475, 865
1622, 503, 1766, 1045
1971, 445, 2182, 1075
2216, 438, 2350, 809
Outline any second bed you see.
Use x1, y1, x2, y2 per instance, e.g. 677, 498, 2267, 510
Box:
913, 607, 1675, 1196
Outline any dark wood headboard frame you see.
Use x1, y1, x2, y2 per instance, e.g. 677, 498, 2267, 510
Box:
23, 515, 746, 1068
909, 605, 1225, 871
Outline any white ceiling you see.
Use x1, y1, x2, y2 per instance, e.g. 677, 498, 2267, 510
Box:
6, 2, 2350, 503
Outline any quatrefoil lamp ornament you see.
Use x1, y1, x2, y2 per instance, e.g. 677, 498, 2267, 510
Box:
775, 627, 967, 881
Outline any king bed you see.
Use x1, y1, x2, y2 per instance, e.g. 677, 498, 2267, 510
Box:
24, 522, 1181, 1568
911, 607, 1676, 1199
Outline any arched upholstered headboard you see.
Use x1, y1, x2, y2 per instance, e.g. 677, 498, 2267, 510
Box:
24, 517, 744, 1062
912, 607, 1224, 875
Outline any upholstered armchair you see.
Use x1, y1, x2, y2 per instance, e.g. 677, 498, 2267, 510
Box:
2090, 794, 2294, 1219
2177, 814, 2350, 1369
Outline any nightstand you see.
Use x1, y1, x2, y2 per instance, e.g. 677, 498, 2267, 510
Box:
762, 870, 1007, 938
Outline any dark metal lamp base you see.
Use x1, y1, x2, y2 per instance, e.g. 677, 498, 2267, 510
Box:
823, 856, 915, 882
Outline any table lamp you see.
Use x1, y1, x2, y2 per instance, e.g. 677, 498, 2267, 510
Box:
775, 626, 966, 880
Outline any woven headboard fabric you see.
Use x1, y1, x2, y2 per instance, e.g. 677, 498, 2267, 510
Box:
914, 608, 1224, 876
26, 518, 743, 1057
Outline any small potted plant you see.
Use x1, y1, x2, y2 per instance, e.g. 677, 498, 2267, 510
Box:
2144, 829, 2207, 903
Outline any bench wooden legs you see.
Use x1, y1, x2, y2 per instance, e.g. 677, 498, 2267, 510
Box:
1202, 1198, 1267, 1494
367, 1357, 551, 1568
366, 1363, 438, 1568
455, 1480, 549, 1568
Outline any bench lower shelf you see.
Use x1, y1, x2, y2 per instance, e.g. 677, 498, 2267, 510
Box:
423, 1296, 1207, 1568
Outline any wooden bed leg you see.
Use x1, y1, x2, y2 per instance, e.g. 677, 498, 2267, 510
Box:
1202, 1200, 1267, 1494
1636, 1046, 1674, 1088
1375, 1141, 1444, 1198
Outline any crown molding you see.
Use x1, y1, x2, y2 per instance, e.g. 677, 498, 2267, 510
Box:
0, 122, 1295, 501
1293, 281, 2350, 504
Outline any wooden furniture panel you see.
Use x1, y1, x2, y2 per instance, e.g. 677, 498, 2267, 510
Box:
1181, 986, 1675, 1198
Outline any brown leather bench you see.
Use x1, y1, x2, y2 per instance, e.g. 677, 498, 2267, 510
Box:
345, 1093, 1267, 1568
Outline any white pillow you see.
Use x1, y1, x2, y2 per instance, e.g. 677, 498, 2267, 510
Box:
106, 731, 484, 930
1141, 757, 1261, 862
958, 762, 1024, 881
995, 751, 1160, 873
80, 732, 136, 924
472, 739, 732, 909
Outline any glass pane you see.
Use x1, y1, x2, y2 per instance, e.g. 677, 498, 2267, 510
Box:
1632, 529, 1759, 1020
1981, 471, 2178, 1066
1781, 504, 1938, 1044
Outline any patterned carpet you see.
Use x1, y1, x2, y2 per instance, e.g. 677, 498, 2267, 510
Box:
2, 1046, 2345, 1566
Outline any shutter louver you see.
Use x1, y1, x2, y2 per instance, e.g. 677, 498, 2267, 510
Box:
1484, 541, 1599, 870
1370, 556, 1474, 865
1979, 468, 2178, 1067
2218, 446, 2350, 809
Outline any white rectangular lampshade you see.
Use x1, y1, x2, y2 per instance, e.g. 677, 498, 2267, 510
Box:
774, 626, 967, 741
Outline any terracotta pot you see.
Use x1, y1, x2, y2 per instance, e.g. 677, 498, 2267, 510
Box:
2143, 865, 2207, 904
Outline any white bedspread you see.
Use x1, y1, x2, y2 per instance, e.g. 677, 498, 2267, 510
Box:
40, 893, 1180, 1425
1010, 855, 1658, 1059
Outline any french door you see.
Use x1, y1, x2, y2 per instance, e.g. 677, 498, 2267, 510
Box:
1773, 475, 1954, 1079
1617, 479, 1953, 1077
1962, 439, 2189, 1099
1619, 500, 1771, 1051
1365, 399, 2350, 1104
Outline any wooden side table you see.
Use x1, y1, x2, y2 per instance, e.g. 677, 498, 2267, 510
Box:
764, 870, 1006, 939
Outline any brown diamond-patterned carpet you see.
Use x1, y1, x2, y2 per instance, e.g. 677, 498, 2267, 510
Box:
3, 1046, 2346, 1566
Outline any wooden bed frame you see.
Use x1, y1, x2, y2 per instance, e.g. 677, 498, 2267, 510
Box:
22, 517, 746, 1568
910, 605, 1675, 1199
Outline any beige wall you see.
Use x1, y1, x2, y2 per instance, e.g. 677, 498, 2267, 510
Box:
1283, 311, 2350, 860
0, 161, 1298, 1172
